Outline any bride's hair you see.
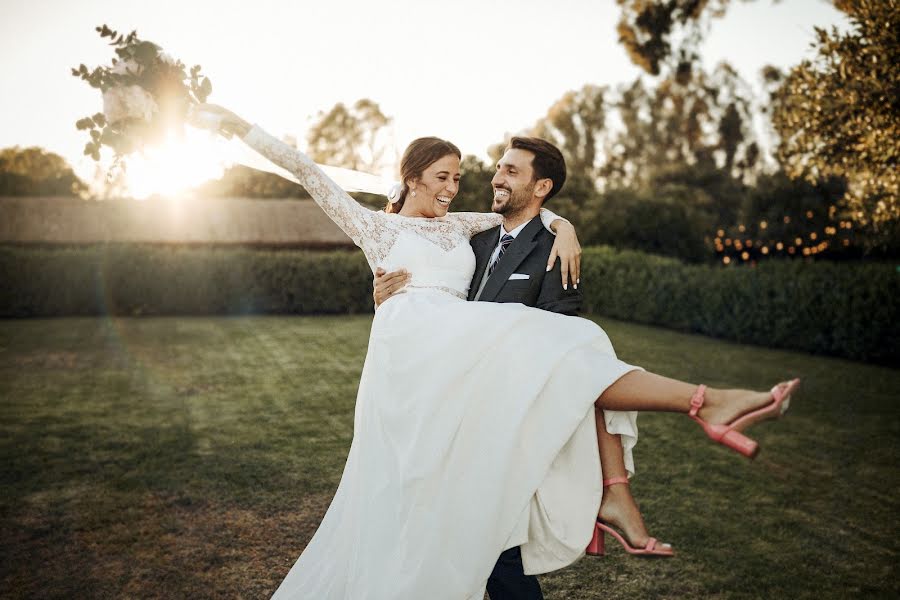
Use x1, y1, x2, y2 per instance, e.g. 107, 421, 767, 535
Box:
386, 137, 461, 213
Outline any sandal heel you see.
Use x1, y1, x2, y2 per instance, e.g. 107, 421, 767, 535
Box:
720, 429, 759, 458
586, 523, 605, 556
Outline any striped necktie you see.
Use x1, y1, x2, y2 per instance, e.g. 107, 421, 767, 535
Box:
488, 234, 515, 277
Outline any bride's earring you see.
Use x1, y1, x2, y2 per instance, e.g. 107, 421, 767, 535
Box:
412, 190, 417, 197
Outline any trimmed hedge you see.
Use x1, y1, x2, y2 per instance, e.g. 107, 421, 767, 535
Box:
580, 247, 899, 365
0, 245, 373, 317
1, 245, 897, 364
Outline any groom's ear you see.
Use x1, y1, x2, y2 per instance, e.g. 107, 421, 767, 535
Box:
533, 178, 553, 202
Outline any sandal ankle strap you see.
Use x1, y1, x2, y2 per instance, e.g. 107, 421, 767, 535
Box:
689, 384, 707, 417
602, 476, 630, 487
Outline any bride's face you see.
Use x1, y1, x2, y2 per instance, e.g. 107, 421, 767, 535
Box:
406, 154, 461, 218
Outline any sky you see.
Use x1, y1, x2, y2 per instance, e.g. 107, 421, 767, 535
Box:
0, 0, 850, 197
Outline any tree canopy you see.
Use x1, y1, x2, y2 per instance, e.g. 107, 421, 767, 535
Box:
771, 0, 899, 234
305, 99, 392, 172
0, 147, 88, 197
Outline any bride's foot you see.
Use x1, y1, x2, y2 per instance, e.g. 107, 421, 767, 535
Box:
587, 477, 673, 557
598, 480, 658, 549
690, 379, 799, 457
697, 379, 798, 432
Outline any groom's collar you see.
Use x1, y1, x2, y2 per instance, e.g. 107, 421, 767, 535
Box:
499, 219, 529, 241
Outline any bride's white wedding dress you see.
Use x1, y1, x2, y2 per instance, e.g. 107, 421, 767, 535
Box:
242, 126, 640, 600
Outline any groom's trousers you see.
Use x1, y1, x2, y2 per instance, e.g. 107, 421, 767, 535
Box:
486, 547, 543, 600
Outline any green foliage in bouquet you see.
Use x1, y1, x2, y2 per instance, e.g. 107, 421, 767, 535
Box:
72, 25, 213, 161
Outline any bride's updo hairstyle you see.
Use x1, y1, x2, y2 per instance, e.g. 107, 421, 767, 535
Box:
386, 137, 461, 213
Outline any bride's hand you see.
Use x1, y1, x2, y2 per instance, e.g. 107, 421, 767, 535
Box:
190, 103, 252, 138
547, 220, 581, 290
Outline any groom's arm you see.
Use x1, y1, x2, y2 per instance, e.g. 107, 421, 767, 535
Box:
373, 267, 411, 307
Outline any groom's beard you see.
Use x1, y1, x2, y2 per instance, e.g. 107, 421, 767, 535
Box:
492, 182, 534, 217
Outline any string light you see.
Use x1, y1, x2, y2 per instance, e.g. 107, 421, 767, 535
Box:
810, 232, 818, 240
788, 246, 796, 254
776, 242, 784, 250
738, 225, 746, 232
741, 251, 750, 260
795, 237, 803, 246
761, 246, 770, 255
760, 220, 768, 229
723, 256, 731, 265
806, 210, 814, 218
725, 238, 732, 246
784, 216, 791, 224
717, 229, 725, 237
746, 240, 753, 247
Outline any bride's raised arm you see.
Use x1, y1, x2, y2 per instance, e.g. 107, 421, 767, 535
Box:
194, 104, 379, 250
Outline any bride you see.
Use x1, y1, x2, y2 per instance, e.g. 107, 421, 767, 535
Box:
195, 104, 799, 600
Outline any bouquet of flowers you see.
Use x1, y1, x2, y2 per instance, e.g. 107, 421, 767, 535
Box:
72, 24, 214, 163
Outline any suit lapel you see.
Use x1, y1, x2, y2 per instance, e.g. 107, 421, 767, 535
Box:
477, 217, 543, 303
468, 226, 500, 301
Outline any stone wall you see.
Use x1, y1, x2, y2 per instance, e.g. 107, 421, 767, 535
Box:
0, 196, 355, 248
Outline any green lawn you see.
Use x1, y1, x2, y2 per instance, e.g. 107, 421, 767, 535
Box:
1, 316, 898, 599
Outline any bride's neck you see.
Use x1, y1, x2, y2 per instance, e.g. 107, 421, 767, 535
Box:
398, 205, 429, 218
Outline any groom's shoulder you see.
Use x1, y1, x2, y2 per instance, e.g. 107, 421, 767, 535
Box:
529, 221, 556, 252
471, 225, 500, 245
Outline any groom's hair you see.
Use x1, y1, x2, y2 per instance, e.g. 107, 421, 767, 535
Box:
508, 137, 566, 202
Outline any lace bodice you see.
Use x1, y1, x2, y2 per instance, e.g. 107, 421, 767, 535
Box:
243, 126, 562, 298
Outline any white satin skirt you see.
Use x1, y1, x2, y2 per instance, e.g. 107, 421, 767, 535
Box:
271, 288, 640, 599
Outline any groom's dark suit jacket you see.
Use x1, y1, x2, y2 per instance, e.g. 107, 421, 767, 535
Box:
468, 214, 583, 600
468, 215, 583, 314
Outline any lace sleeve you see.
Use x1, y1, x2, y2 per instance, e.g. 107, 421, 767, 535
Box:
447, 208, 569, 239
242, 125, 379, 248
445, 212, 504, 238
539, 207, 568, 233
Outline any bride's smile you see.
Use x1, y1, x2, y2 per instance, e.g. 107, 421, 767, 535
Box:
403, 153, 461, 218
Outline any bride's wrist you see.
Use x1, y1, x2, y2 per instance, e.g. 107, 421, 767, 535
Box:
550, 218, 572, 233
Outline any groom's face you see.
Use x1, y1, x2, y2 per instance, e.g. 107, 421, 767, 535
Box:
491, 149, 536, 216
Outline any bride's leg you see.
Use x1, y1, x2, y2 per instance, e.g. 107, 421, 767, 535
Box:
595, 410, 659, 547
595, 371, 787, 429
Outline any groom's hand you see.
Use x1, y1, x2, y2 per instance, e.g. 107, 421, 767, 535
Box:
373, 267, 411, 307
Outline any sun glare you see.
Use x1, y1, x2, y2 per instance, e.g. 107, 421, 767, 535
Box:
124, 130, 226, 200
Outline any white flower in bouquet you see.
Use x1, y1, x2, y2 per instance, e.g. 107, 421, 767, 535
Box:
110, 58, 142, 76
73, 24, 213, 162
102, 85, 159, 124
158, 52, 176, 66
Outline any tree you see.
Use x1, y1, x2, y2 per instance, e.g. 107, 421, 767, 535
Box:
0, 146, 88, 197
615, 0, 741, 77
771, 0, 899, 236
452, 155, 495, 213
194, 164, 310, 199
306, 99, 392, 172
531, 85, 609, 178
600, 63, 760, 189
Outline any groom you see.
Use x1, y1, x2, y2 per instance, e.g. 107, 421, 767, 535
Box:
374, 136, 579, 599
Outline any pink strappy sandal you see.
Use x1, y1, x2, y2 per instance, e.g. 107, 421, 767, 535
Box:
689, 378, 800, 459
586, 477, 674, 558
